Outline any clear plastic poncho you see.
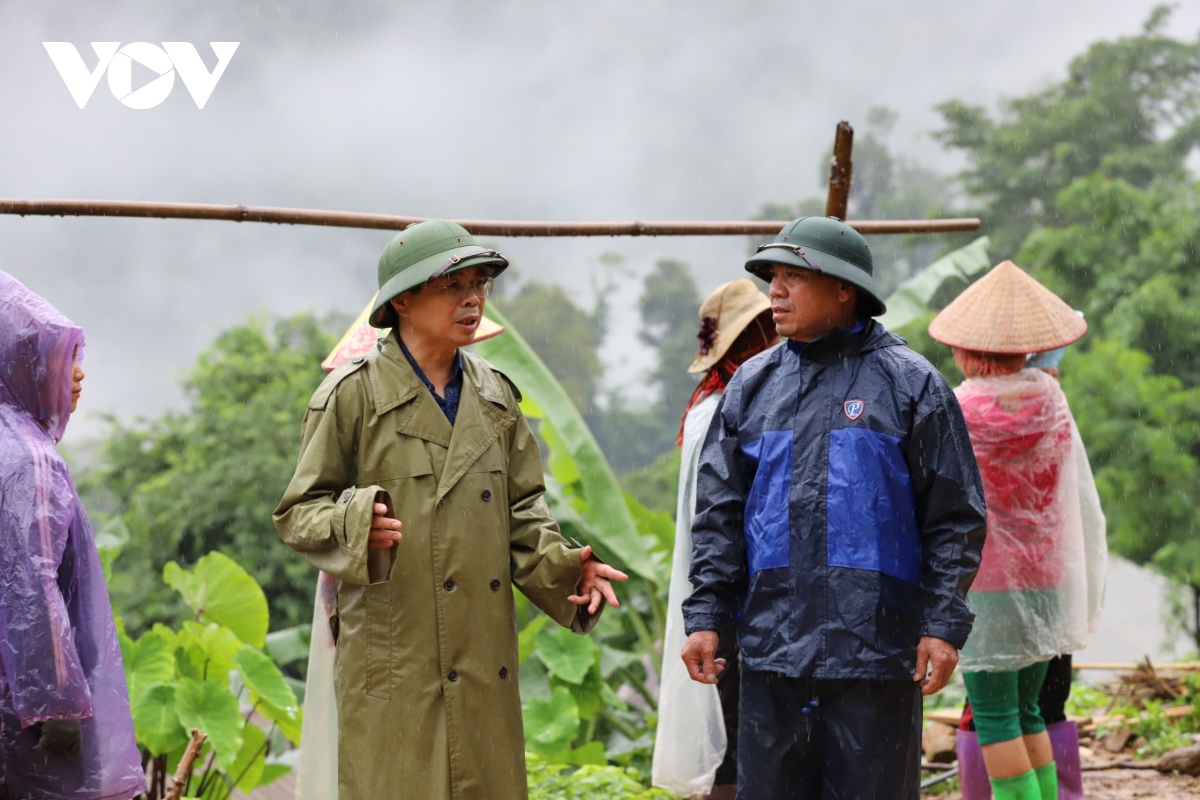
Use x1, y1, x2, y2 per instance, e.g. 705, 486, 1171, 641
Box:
295, 571, 339, 800
956, 369, 1107, 673
0, 271, 146, 800
652, 392, 726, 796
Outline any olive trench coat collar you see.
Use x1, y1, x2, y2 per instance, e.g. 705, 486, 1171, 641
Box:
372, 330, 517, 502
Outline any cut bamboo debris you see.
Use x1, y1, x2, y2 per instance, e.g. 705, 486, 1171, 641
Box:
1073, 662, 1200, 671
165, 728, 208, 800
0, 199, 980, 237
824, 121, 854, 221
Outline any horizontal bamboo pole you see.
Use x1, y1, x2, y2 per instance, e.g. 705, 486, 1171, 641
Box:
0, 199, 980, 237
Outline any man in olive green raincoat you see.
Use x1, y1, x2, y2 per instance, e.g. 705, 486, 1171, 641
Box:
275, 220, 626, 800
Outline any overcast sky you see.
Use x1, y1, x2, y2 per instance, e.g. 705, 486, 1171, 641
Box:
2, 0, 1198, 439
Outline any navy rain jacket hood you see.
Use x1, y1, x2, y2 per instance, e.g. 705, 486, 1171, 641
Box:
682, 320, 986, 680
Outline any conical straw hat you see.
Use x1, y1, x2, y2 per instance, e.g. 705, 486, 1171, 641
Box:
688, 279, 772, 373
928, 260, 1086, 354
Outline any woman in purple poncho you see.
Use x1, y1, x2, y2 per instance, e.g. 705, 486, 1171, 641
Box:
0, 271, 145, 800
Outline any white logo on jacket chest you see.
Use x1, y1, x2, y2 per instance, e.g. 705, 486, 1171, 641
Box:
843, 399, 865, 421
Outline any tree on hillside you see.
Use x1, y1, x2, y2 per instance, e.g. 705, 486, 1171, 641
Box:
1013, 174, 1200, 645
935, 5, 1200, 257
638, 258, 701, 425
86, 313, 336, 633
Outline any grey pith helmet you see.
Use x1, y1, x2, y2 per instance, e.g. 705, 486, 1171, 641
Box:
745, 216, 886, 317
369, 220, 509, 328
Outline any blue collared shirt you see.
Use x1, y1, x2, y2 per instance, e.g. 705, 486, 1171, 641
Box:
397, 337, 464, 425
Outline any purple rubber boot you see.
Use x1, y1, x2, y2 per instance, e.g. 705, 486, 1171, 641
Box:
1046, 720, 1085, 799
957, 729, 993, 800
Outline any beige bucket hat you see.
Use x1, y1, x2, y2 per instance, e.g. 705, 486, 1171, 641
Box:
688, 279, 773, 374
928, 260, 1087, 354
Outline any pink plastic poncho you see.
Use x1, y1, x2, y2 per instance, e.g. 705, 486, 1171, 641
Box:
0, 272, 146, 800
956, 369, 1107, 672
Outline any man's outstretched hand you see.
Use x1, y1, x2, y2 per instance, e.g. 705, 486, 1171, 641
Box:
368, 502, 403, 549
681, 630, 727, 685
568, 546, 629, 614
914, 636, 958, 696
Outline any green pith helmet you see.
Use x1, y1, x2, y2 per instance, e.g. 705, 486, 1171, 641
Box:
369, 220, 509, 328
745, 216, 886, 317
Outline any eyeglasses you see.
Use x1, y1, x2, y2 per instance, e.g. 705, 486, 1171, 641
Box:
433, 276, 495, 302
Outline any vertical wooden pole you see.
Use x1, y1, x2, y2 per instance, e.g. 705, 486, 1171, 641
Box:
824, 121, 854, 220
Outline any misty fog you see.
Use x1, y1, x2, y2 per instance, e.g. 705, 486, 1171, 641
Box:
2, 0, 1198, 439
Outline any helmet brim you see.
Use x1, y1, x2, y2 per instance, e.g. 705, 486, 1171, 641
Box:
369, 246, 509, 328
745, 246, 887, 317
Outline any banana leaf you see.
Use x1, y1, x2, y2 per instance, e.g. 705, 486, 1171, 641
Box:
475, 304, 661, 584
877, 236, 991, 332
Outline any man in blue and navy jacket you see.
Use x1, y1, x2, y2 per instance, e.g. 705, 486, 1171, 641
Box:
681, 216, 986, 800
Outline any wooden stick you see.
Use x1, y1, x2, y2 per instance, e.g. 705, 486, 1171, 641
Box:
0, 199, 979, 237
824, 121, 854, 220
165, 728, 208, 800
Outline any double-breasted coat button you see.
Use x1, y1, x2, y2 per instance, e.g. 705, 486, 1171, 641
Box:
443, 578, 455, 592
490, 579, 501, 591
499, 666, 508, 679
448, 670, 458, 682
481, 489, 492, 501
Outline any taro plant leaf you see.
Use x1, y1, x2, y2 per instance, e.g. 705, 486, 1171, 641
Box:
535, 624, 598, 685
130, 683, 189, 755
476, 305, 660, 583
518, 615, 550, 665
234, 645, 300, 717
569, 656, 605, 721
227, 721, 268, 792
257, 763, 292, 788
562, 741, 607, 766
599, 645, 640, 680
264, 624, 312, 668
163, 551, 269, 648
520, 657, 552, 704
175, 677, 245, 772
623, 490, 674, 564
129, 626, 177, 691
523, 686, 580, 757
176, 622, 241, 684
877, 236, 992, 332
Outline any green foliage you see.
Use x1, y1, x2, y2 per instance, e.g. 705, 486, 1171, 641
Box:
494, 282, 607, 417
935, 6, 1200, 256
524, 687, 582, 758
526, 754, 676, 799
1060, 340, 1200, 575
87, 313, 336, 634
112, 543, 298, 799
478, 304, 675, 773
536, 625, 600, 685
620, 448, 681, 516
165, 552, 270, 648
477, 304, 662, 584
926, 12, 1200, 645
